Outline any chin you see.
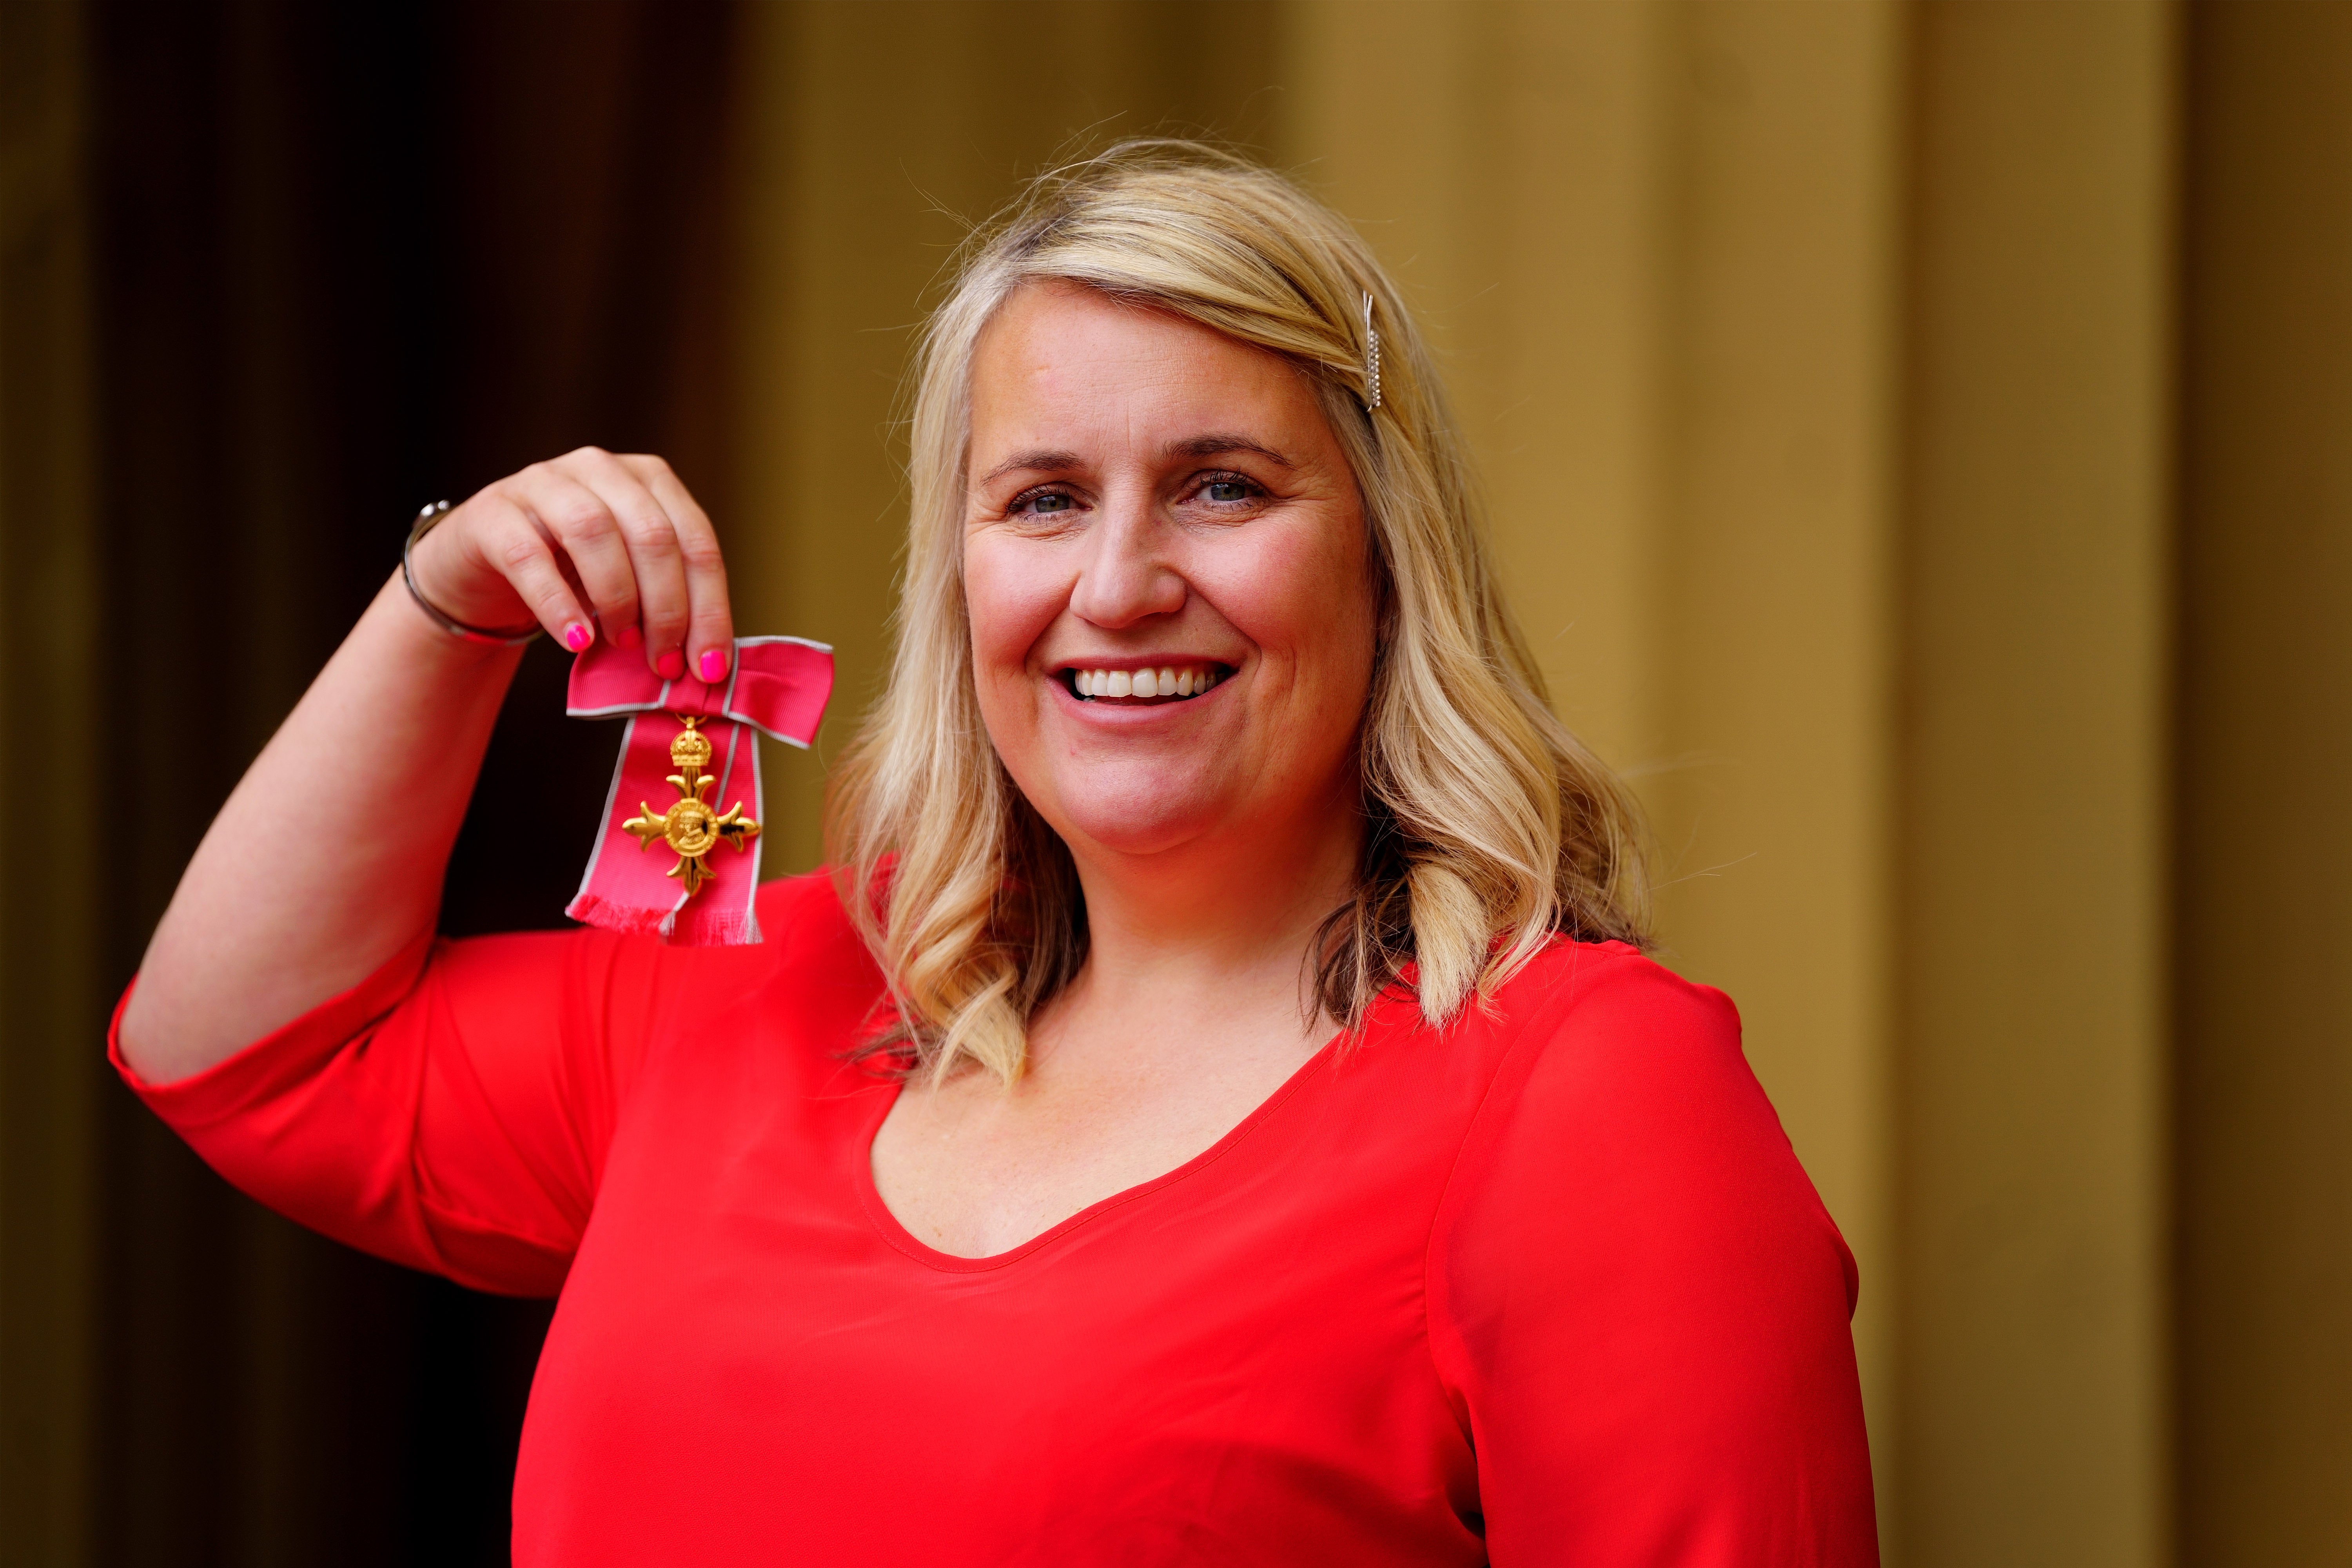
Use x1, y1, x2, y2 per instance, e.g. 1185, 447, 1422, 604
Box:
1032, 770, 1230, 860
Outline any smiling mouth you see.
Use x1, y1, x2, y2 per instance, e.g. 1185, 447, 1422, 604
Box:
1063, 664, 1227, 704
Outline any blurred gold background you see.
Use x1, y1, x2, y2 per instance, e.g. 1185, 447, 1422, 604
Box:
5, 2, 2348, 1564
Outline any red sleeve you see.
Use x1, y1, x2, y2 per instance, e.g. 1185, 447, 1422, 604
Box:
1428, 950, 1880, 1565
109, 921, 683, 1297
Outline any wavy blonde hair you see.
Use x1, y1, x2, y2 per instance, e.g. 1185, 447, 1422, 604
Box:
825, 141, 1648, 1085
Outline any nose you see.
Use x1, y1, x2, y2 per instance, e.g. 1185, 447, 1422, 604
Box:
1068, 492, 1185, 628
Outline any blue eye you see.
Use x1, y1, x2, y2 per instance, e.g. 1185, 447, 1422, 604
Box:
1026, 493, 1073, 514
1205, 480, 1250, 503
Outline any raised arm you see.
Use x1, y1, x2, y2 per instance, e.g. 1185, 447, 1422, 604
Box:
118, 448, 735, 1085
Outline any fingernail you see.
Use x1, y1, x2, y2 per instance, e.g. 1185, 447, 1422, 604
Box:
562, 622, 593, 652
616, 622, 642, 650
654, 649, 685, 680
697, 648, 728, 683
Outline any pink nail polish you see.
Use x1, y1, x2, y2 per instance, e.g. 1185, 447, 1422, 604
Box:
654, 649, 685, 680
698, 648, 728, 683
562, 622, 592, 652
617, 622, 642, 650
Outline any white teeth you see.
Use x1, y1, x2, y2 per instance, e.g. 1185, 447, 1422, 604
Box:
1069, 665, 1220, 701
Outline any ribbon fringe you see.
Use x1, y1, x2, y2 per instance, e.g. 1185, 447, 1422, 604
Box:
563, 891, 764, 947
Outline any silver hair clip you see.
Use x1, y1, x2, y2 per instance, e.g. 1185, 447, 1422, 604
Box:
1362, 292, 1383, 411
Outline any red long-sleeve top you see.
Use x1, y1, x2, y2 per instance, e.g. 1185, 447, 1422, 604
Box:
112, 871, 1878, 1564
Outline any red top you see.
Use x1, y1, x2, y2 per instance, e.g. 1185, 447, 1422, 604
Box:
112, 872, 1878, 1565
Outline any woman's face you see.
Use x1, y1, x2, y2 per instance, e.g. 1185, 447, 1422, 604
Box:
963, 280, 1378, 872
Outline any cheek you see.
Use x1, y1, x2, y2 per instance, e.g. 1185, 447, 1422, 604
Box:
1190, 522, 1376, 694
962, 536, 1066, 676
960, 535, 1075, 800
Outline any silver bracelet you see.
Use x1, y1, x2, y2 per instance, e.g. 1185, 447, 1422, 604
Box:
402, 501, 544, 646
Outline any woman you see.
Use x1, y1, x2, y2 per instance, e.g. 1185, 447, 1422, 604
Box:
118, 143, 1877, 1564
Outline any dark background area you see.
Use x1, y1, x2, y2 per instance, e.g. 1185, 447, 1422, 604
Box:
87, 2, 731, 1558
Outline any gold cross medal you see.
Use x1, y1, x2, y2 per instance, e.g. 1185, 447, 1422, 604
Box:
564, 635, 832, 946
620, 716, 760, 898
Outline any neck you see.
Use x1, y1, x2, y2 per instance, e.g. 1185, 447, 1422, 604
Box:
1056, 792, 1363, 1041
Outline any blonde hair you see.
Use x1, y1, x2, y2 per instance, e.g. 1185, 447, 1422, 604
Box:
826, 141, 1648, 1085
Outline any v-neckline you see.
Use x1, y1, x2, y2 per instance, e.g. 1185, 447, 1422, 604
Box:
853, 1026, 1347, 1274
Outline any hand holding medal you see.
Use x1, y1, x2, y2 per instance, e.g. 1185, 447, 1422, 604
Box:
406, 448, 831, 945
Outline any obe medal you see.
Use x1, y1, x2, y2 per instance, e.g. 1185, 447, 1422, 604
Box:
620, 715, 761, 898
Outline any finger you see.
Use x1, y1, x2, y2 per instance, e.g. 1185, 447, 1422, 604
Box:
622, 454, 735, 681
501, 470, 628, 648
465, 492, 593, 646
556, 447, 692, 677
505, 463, 644, 653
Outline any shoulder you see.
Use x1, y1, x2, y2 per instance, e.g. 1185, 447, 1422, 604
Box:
748, 869, 890, 1026
1446, 936, 1853, 1301
1365, 938, 1750, 1152
526, 870, 887, 1098
753, 868, 870, 967
1470, 936, 1771, 1164
722, 870, 885, 1012
1479, 936, 1746, 1087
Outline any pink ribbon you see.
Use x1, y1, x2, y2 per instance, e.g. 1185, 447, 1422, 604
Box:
564, 635, 834, 945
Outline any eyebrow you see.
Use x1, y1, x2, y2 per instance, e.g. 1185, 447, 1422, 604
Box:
974, 434, 1298, 489
1167, 433, 1297, 468
976, 449, 1085, 487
